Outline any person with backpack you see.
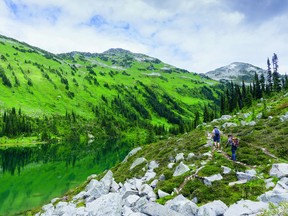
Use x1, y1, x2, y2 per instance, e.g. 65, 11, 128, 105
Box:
226, 134, 239, 161
212, 126, 221, 150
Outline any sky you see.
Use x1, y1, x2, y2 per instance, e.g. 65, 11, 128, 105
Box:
0, 0, 288, 73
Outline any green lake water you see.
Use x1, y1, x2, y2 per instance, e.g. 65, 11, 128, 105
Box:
0, 141, 128, 215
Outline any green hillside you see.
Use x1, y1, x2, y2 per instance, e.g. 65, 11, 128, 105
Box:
0, 34, 221, 146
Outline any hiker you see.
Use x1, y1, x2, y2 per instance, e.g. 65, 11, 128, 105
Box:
212, 126, 221, 150
226, 135, 238, 161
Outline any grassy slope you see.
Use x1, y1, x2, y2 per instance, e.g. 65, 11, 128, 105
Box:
110, 92, 288, 205
0, 36, 217, 120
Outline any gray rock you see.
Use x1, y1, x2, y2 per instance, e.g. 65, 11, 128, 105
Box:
86, 193, 122, 216
236, 171, 257, 181
147, 190, 157, 202
268, 116, 273, 120
243, 112, 251, 118
167, 163, 175, 169
269, 163, 288, 178
224, 200, 269, 216
198, 200, 228, 216
222, 122, 237, 128
265, 182, 275, 189
124, 194, 141, 207
175, 153, 185, 162
221, 166, 232, 174
187, 153, 195, 160
257, 113, 263, 119
100, 170, 113, 192
280, 112, 288, 122
84, 180, 107, 202
202, 152, 212, 157
140, 201, 182, 216
192, 197, 198, 204
228, 180, 247, 186
130, 158, 147, 170
143, 170, 156, 182
220, 115, 232, 120
158, 189, 170, 198
173, 162, 190, 176
139, 184, 154, 196
258, 191, 288, 204
148, 161, 159, 170
123, 147, 142, 163
122, 206, 146, 216
159, 174, 166, 181
247, 121, 256, 126
204, 174, 223, 186
110, 180, 120, 192
245, 169, 257, 176
150, 179, 158, 189
54, 202, 76, 216
72, 191, 86, 201
165, 194, 198, 216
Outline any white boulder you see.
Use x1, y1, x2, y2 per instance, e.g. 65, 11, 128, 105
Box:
269, 163, 288, 178
173, 162, 190, 177
198, 200, 228, 216
130, 157, 147, 170
224, 200, 268, 216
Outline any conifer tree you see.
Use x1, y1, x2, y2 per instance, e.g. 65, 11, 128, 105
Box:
266, 58, 272, 94
254, 72, 262, 99
272, 53, 281, 92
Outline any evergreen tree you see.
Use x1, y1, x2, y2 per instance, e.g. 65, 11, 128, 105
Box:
272, 53, 281, 92
254, 72, 262, 99
266, 58, 272, 94
259, 73, 265, 95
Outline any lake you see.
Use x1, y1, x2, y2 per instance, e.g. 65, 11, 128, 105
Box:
0, 140, 129, 215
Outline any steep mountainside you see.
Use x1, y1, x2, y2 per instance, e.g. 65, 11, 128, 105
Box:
0, 34, 222, 143
204, 62, 267, 83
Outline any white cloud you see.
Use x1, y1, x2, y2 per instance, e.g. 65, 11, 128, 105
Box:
0, 0, 288, 74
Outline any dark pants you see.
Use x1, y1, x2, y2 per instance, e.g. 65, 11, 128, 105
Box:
231, 149, 236, 161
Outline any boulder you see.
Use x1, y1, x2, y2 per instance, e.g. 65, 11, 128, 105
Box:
124, 194, 141, 207
258, 177, 288, 204
204, 174, 223, 186
187, 153, 195, 160
247, 121, 256, 126
202, 152, 212, 157
122, 206, 146, 216
150, 179, 158, 189
139, 184, 154, 196
123, 147, 142, 163
221, 166, 232, 175
236, 171, 257, 182
158, 189, 170, 198
269, 163, 288, 178
175, 153, 185, 162
143, 170, 156, 182
220, 115, 232, 121
148, 161, 159, 170
130, 157, 147, 170
86, 193, 122, 216
173, 162, 190, 177
84, 180, 107, 202
228, 180, 247, 186
100, 170, 113, 192
110, 180, 120, 192
245, 169, 257, 176
257, 113, 263, 119
224, 200, 269, 216
140, 201, 182, 216
53, 202, 76, 216
159, 174, 166, 181
198, 200, 228, 216
222, 122, 237, 128
243, 112, 251, 118
165, 194, 198, 216
168, 163, 175, 169
280, 112, 288, 122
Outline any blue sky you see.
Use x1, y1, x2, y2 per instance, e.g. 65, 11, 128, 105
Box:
1, 0, 288, 73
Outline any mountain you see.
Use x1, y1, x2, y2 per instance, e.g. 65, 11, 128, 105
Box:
0, 34, 226, 154
31, 91, 288, 215
204, 62, 267, 83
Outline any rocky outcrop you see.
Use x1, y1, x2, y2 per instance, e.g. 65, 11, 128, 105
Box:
224, 200, 268, 216
173, 162, 190, 176
203, 174, 223, 186
269, 163, 288, 178
122, 147, 142, 163
130, 158, 147, 170
165, 195, 198, 216
197, 200, 228, 216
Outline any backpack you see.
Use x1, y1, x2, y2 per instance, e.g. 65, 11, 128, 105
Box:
214, 128, 220, 136
233, 138, 239, 147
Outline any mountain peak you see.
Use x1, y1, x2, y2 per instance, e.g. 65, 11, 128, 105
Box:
205, 62, 266, 83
